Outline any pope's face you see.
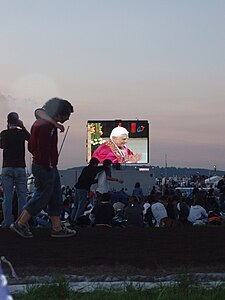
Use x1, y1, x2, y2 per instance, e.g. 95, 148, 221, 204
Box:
112, 134, 128, 148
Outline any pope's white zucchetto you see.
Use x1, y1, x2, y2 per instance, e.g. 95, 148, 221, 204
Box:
110, 126, 129, 138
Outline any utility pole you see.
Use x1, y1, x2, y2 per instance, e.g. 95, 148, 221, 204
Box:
165, 153, 168, 178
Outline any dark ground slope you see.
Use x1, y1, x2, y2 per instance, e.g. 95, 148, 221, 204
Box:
0, 226, 225, 278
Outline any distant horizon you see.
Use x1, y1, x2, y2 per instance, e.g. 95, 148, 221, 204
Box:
58, 163, 225, 174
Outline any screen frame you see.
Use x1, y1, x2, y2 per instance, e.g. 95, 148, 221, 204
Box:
86, 119, 149, 164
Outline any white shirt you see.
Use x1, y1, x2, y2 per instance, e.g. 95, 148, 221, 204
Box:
187, 205, 208, 223
151, 202, 168, 227
96, 170, 109, 194
143, 202, 151, 215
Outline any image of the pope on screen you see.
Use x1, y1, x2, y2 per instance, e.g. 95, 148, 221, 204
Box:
92, 126, 142, 163
87, 121, 149, 164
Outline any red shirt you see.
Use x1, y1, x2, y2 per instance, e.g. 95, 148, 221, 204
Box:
28, 119, 58, 169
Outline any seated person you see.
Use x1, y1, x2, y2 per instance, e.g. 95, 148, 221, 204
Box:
90, 193, 114, 226
124, 196, 143, 227
187, 196, 208, 225
149, 195, 168, 227
76, 200, 93, 226
142, 195, 152, 225
113, 197, 125, 213
132, 182, 144, 199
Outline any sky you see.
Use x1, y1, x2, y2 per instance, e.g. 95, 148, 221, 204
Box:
0, 0, 225, 172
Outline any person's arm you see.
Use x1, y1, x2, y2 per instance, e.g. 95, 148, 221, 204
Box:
0, 132, 4, 149
107, 176, 124, 184
17, 120, 30, 140
105, 169, 124, 184
35, 108, 65, 132
201, 207, 208, 219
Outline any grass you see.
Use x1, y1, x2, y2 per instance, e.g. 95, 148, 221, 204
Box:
13, 276, 225, 300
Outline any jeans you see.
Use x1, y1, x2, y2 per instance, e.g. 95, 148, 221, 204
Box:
70, 189, 88, 223
25, 164, 63, 217
1, 167, 27, 227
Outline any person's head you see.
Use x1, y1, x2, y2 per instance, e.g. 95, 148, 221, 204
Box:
171, 195, 180, 205
7, 112, 19, 125
101, 192, 111, 202
159, 195, 168, 206
43, 97, 74, 123
129, 195, 140, 204
89, 157, 99, 166
103, 159, 112, 168
193, 193, 204, 206
61, 185, 66, 191
134, 182, 140, 188
146, 194, 156, 204
110, 126, 129, 148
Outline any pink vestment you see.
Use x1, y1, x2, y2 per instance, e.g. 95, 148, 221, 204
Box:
92, 140, 133, 163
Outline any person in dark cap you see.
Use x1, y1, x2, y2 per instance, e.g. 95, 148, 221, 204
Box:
7, 112, 19, 124
0, 112, 30, 227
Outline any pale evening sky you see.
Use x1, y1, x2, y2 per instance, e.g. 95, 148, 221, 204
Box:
0, 0, 225, 171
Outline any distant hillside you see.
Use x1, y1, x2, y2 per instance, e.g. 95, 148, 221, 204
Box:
151, 166, 225, 178
63, 164, 225, 178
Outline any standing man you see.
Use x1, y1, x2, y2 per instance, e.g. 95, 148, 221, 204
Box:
70, 157, 103, 225
10, 97, 76, 238
0, 112, 30, 227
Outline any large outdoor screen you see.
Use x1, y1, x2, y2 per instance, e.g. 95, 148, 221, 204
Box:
86, 120, 149, 164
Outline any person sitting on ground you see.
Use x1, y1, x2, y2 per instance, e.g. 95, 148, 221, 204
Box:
132, 182, 144, 199
124, 196, 143, 227
110, 188, 129, 206
187, 194, 208, 225
174, 195, 190, 224
217, 175, 225, 194
113, 197, 125, 213
149, 195, 168, 227
142, 195, 151, 218
219, 185, 225, 212
143, 195, 156, 227
205, 187, 219, 213
75, 199, 93, 227
90, 192, 114, 227
150, 185, 157, 195
164, 194, 190, 226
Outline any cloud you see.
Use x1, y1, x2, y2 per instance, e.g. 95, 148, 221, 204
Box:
0, 93, 16, 124
0, 92, 39, 128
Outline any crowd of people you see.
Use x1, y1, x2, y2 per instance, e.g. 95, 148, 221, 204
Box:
1, 169, 225, 231
1, 97, 225, 239
55, 178, 225, 228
